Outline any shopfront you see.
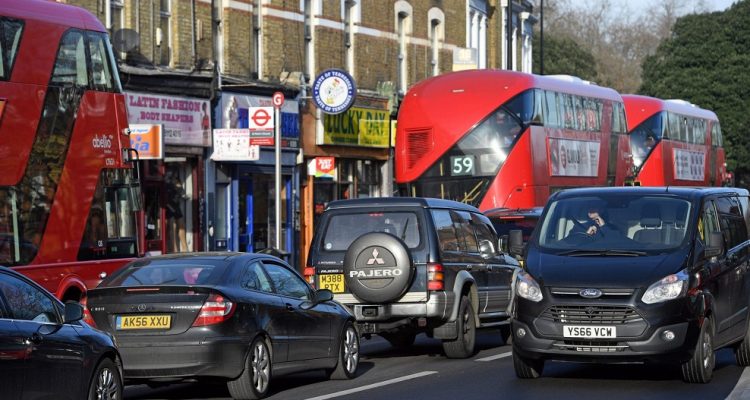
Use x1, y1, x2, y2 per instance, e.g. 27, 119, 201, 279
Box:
125, 91, 210, 255
206, 90, 300, 266
300, 96, 393, 267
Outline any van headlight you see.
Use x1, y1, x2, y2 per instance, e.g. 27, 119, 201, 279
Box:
641, 269, 688, 304
516, 271, 543, 302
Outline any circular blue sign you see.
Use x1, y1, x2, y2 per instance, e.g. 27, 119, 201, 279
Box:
312, 69, 357, 114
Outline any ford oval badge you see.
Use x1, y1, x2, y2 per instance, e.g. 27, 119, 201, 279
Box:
579, 288, 602, 299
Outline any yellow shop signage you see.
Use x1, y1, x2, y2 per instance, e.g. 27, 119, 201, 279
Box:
323, 107, 390, 148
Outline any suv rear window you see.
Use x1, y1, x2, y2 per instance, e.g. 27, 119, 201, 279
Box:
322, 212, 421, 251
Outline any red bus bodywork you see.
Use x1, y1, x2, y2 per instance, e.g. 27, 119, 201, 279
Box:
0, 0, 137, 300
396, 70, 632, 210
623, 94, 728, 187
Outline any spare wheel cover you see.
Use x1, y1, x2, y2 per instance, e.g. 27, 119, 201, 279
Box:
344, 232, 414, 303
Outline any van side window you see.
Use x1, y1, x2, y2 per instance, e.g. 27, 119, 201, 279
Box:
702, 201, 722, 248
716, 196, 747, 250
471, 213, 497, 255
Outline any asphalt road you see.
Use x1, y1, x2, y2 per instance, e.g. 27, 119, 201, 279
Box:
124, 329, 744, 400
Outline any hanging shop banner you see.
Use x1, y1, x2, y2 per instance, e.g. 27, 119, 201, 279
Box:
219, 93, 299, 148
548, 138, 600, 177
125, 92, 211, 147
320, 106, 390, 148
673, 148, 706, 181
129, 124, 163, 160
308, 157, 336, 179
312, 69, 356, 114
211, 129, 260, 161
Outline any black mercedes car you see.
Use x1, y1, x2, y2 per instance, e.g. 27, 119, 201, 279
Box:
0, 266, 122, 400
85, 252, 359, 399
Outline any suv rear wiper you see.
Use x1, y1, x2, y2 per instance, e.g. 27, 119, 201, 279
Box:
558, 249, 647, 257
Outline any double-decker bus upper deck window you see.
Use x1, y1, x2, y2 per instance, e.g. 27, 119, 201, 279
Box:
712, 122, 723, 147
51, 30, 88, 87
0, 18, 23, 80
87, 32, 116, 92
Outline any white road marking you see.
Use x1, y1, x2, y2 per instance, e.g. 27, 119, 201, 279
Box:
304, 371, 438, 400
475, 351, 512, 362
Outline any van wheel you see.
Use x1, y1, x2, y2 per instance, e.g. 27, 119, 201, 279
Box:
735, 318, 750, 366
499, 324, 512, 346
442, 296, 476, 359
513, 350, 544, 378
227, 337, 271, 399
681, 318, 715, 383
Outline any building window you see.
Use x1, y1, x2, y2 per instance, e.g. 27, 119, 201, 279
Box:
254, 0, 262, 79
428, 8, 444, 77
110, 0, 124, 33
468, 1, 487, 69
159, 0, 171, 66
395, 1, 412, 94
304, 0, 315, 84
343, 0, 357, 75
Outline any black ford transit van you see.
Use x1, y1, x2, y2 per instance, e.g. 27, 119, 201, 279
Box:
511, 187, 750, 383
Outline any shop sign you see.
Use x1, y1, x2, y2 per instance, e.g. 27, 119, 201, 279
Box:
129, 124, 163, 159
220, 93, 300, 148
125, 92, 211, 147
308, 157, 336, 178
211, 129, 260, 161
321, 107, 390, 148
248, 107, 275, 146
312, 69, 356, 114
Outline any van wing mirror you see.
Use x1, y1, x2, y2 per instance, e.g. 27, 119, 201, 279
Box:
63, 302, 84, 324
705, 231, 724, 258
508, 230, 524, 257
498, 235, 509, 254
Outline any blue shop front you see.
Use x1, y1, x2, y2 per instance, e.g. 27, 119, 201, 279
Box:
205, 90, 300, 267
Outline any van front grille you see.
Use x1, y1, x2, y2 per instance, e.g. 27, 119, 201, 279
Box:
541, 305, 642, 324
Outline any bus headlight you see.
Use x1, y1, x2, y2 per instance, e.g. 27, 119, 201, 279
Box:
516, 271, 543, 302
641, 269, 688, 304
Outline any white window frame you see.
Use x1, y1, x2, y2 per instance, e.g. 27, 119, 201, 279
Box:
395, 1, 412, 94
467, 2, 487, 69
428, 8, 444, 76
159, 0, 172, 66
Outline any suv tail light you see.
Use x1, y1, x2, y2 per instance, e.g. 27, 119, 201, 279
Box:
304, 265, 316, 289
192, 293, 235, 327
80, 295, 97, 328
427, 263, 444, 291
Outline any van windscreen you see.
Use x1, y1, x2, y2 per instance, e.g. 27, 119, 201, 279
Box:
537, 195, 692, 252
322, 212, 421, 251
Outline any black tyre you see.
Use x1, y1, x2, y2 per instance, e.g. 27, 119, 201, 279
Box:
499, 324, 512, 346
343, 232, 414, 303
681, 318, 715, 383
512, 350, 544, 379
382, 330, 417, 349
735, 318, 750, 366
328, 323, 360, 380
442, 295, 476, 359
227, 337, 272, 399
87, 358, 122, 400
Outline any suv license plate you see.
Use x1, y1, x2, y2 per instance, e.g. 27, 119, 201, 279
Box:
563, 325, 616, 338
319, 274, 345, 293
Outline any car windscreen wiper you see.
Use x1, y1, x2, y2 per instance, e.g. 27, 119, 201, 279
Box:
557, 249, 647, 257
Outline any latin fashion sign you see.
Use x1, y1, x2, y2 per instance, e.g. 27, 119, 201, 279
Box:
125, 92, 211, 147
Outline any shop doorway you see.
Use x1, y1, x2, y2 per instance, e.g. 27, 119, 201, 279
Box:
237, 174, 292, 254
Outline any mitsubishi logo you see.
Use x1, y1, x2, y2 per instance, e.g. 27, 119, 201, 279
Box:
367, 248, 385, 265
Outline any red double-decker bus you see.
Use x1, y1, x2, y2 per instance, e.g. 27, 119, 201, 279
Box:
0, 0, 140, 301
395, 70, 632, 210
623, 94, 728, 187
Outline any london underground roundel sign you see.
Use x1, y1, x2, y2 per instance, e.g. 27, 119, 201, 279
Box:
312, 69, 356, 114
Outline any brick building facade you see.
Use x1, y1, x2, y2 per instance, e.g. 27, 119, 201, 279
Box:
62, 0, 535, 269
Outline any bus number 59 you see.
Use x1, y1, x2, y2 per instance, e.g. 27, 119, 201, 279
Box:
451, 155, 475, 176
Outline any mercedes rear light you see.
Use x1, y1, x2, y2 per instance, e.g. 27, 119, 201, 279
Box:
192, 293, 235, 327
304, 264, 316, 289
80, 295, 97, 328
427, 263, 444, 291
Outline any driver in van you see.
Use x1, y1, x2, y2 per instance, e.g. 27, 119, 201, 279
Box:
584, 206, 618, 237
